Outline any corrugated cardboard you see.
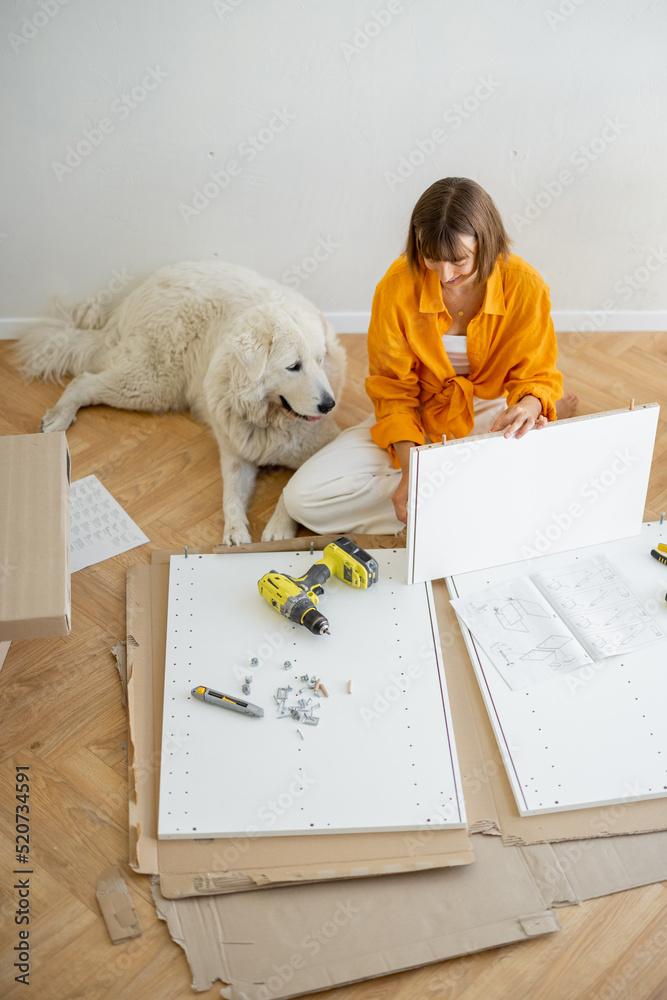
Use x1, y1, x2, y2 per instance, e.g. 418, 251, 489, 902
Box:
126, 540, 474, 897
151, 834, 561, 998
96, 865, 143, 944
151, 824, 667, 1000
0, 432, 71, 640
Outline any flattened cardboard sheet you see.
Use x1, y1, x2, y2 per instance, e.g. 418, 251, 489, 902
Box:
127, 538, 474, 897
151, 824, 667, 999
151, 833, 561, 999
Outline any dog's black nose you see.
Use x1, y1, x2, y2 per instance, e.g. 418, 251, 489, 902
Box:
318, 394, 335, 414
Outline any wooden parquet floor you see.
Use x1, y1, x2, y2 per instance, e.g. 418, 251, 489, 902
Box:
0, 332, 666, 1000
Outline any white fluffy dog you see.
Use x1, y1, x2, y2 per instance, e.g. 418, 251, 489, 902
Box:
15, 260, 347, 545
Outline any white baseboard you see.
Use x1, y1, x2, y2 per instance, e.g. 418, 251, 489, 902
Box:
0, 318, 42, 339
550, 310, 667, 334
2, 311, 665, 340
322, 311, 667, 335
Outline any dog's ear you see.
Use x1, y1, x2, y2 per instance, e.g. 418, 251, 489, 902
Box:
234, 307, 274, 381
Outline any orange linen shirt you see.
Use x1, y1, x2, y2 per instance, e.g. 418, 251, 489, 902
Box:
365, 253, 563, 462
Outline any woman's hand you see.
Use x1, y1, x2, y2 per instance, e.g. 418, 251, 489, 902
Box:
390, 440, 418, 524
391, 474, 410, 523
490, 395, 547, 440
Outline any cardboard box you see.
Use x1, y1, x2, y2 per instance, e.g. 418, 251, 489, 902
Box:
0, 432, 71, 640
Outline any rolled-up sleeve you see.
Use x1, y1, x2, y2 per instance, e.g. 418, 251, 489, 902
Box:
365, 280, 426, 452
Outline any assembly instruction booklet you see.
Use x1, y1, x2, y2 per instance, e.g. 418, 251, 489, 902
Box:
450, 556, 666, 691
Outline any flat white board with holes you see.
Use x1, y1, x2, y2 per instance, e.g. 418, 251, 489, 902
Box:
158, 549, 466, 839
447, 522, 667, 816
406, 405, 659, 584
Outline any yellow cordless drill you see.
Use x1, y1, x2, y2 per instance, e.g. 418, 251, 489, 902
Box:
257, 537, 379, 635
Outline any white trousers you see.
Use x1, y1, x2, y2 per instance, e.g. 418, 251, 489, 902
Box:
282, 397, 507, 535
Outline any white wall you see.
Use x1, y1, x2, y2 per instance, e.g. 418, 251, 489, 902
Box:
1, 0, 666, 336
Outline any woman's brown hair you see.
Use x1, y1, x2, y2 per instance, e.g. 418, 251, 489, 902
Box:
405, 177, 511, 285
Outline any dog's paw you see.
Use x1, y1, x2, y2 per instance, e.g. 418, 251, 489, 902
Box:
221, 524, 252, 546
41, 408, 75, 433
261, 512, 297, 543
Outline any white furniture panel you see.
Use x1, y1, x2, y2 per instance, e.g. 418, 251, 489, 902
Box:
158, 549, 466, 839
447, 523, 667, 817
406, 406, 659, 583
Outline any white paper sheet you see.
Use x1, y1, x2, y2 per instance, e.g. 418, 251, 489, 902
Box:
451, 577, 593, 690
450, 557, 666, 690
533, 557, 666, 658
70, 475, 149, 573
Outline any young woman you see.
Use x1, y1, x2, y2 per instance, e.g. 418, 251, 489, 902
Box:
283, 177, 575, 534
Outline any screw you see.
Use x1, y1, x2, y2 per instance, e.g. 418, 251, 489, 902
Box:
283, 660, 292, 670
250, 657, 259, 667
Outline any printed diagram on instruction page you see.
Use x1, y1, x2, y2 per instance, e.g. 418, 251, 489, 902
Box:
450, 557, 666, 691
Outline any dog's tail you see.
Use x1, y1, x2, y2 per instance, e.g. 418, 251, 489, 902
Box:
13, 297, 112, 382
